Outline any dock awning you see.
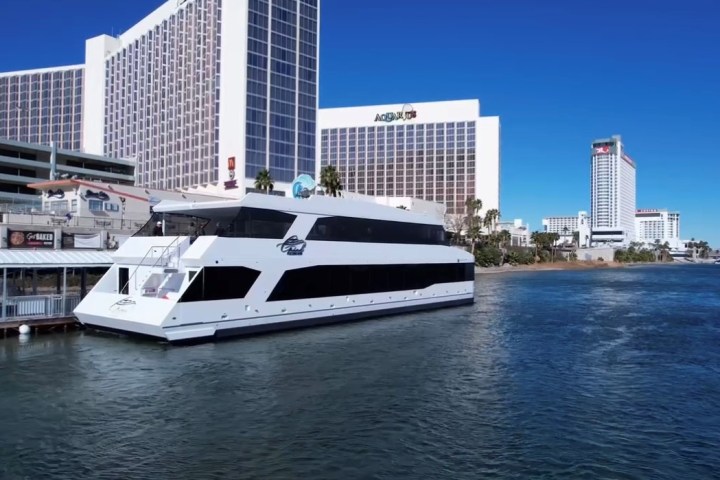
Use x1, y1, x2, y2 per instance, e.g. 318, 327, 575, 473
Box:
0, 249, 113, 268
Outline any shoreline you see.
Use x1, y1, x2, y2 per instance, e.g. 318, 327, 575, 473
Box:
475, 260, 681, 275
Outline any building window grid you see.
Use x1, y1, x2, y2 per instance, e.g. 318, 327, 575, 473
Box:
103, 0, 222, 190
0, 68, 83, 149
320, 120, 474, 214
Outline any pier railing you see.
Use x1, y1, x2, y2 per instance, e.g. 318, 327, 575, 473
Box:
0, 294, 81, 322
0, 211, 148, 231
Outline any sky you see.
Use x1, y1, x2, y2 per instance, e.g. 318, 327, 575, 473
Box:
0, 0, 718, 246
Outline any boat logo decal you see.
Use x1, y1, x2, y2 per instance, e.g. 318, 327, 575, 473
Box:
277, 235, 306, 256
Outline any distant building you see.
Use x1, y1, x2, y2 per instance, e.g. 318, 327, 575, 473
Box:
635, 209, 683, 249
590, 135, 636, 245
495, 219, 530, 247
28, 179, 226, 222
0, 179, 228, 253
318, 99, 500, 215
542, 211, 591, 247
0, 138, 133, 207
0, 65, 84, 150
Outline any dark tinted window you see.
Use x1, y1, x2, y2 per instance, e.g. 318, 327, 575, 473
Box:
306, 216, 447, 245
134, 212, 210, 237
223, 207, 296, 239
118, 267, 129, 295
267, 263, 473, 301
179, 267, 261, 302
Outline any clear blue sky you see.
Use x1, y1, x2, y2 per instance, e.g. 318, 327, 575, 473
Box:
1, 0, 718, 247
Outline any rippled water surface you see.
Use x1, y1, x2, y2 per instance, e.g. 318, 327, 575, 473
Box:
2, 264, 719, 479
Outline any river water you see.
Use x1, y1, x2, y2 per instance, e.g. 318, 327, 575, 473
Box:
1, 264, 719, 479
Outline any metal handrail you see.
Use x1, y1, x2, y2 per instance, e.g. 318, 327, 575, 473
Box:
119, 236, 183, 297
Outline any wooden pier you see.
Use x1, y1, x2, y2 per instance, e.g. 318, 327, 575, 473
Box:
1, 316, 81, 337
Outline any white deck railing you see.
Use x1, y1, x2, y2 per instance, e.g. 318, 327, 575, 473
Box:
1, 212, 148, 231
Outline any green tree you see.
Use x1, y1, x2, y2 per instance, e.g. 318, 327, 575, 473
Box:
530, 231, 560, 262
319, 165, 344, 197
475, 246, 503, 267
572, 231, 580, 248
498, 229, 512, 248
254, 168, 274, 194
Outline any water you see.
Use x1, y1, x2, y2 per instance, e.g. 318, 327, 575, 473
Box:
1, 264, 719, 479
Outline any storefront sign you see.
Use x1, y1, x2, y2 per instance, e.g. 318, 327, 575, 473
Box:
8, 230, 55, 249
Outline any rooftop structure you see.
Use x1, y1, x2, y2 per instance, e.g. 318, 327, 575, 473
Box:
0, 137, 133, 206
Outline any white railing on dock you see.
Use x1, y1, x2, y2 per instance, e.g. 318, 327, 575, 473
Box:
0, 294, 81, 321
0, 211, 148, 231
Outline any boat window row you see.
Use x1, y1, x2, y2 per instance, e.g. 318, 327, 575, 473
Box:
135, 207, 448, 245
134, 208, 296, 239
220, 208, 296, 239
179, 267, 260, 302
267, 263, 474, 301
306, 216, 448, 245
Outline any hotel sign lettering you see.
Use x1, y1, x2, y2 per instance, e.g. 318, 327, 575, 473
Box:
374, 109, 417, 123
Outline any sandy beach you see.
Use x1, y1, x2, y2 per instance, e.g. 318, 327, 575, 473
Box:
474, 260, 670, 275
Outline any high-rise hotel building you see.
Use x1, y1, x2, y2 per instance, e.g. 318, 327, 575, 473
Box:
0, 0, 319, 192
318, 100, 500, 215
590, 135, 636, 244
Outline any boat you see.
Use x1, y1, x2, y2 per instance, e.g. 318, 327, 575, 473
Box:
74, 192, 475, 343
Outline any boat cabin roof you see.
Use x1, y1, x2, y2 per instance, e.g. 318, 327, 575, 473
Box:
152, 193, 444, 226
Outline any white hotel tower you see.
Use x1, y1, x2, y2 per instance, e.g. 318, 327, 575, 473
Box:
319, 100, 500, 215
590, 135, 636, 245
0, 0, 319, 192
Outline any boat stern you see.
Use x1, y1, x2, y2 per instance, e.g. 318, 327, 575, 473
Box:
74, 292, 176, 341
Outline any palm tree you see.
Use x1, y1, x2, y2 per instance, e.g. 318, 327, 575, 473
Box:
572, 231, 580, 248
465, 198, 483, 255
548, 232, 560, 262
498, 229, 512, 249
483, 208, 500, 234
530, 231, 542, 259
697, 240, 711, 259
660, 241, 671, 262
320, 165, 343, 197
653, 239, 661, 261
254, 168, 274, 194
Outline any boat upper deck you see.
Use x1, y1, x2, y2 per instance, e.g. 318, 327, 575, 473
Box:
151, 193, 445, 226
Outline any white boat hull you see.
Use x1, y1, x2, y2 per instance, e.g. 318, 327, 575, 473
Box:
74, 193, 476, 343
76, 288, 473, 343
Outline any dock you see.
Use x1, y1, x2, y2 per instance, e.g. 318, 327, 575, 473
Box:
1, 316, 81, 337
